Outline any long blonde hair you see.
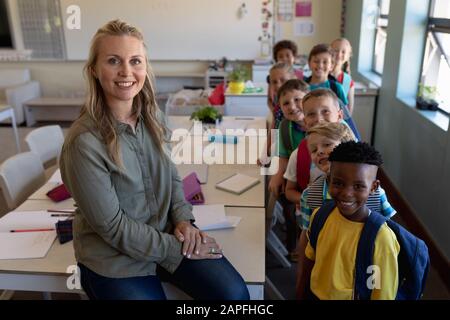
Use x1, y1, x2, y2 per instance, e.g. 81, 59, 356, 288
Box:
331, 38, 353, 74
68, 19, 166, 167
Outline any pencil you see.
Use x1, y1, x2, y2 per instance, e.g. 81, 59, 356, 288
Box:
10, 228, 55, 233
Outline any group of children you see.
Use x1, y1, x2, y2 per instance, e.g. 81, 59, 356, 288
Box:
262, 38, 404, 299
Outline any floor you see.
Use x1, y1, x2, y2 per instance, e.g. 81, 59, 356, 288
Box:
1, 123, 449, 300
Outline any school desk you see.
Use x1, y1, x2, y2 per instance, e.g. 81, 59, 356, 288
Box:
0, 197, 265, 300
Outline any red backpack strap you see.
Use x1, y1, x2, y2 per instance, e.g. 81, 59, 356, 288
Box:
296, 139, 312, 191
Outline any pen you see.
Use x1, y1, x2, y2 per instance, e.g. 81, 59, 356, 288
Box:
10, 228, 55, 233
50, 214, 74, 217
47, 209, 75, 213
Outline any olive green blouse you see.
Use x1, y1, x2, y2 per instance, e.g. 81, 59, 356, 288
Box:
60, 114, 194, 278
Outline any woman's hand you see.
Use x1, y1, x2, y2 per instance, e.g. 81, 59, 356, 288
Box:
188, 233, 223, 260
174, 220, 203, 258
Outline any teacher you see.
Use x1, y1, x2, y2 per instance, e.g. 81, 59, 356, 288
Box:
60, 19, 249, 300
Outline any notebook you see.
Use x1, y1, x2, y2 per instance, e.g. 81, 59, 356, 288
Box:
0, 211, 62, 260
182, 172, 205, 205
215, 173, 260, 195
192, 204, 241, 231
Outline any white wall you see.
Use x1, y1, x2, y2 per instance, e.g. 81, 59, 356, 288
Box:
1, 0, 344, 96
276, 0, 342, 56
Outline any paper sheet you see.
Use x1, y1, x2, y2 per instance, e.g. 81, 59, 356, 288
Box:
192, 204, 241, 231
48, 169, 62, 184
0, 231, 57, 259
0, 211, 63, 259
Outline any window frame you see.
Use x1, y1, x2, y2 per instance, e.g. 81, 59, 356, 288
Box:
420, 4, 450, 116
371, 0, 390, 75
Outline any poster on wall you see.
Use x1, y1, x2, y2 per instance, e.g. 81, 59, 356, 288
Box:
295, 1, 312, 17
293, 20, 314, 37
277, 0, 293, 21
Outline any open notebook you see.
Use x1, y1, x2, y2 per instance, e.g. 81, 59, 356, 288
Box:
192, 204, 241, 231
215, 173, 260, 195
0, 211, 62, 259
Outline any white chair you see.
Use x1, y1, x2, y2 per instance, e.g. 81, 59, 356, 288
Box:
0, 152, 46, 211
0, 69, 41, 124
25, 125, 64, 169
0, 152, 45, 300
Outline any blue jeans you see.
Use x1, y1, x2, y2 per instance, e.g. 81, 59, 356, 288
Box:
78, 257, 250, 300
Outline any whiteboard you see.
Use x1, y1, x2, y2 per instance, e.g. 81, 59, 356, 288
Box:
60, 0, 269, 61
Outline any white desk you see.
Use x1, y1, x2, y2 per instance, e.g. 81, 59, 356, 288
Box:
24, 97, 84, 127
0, 105, 20, 153
225, 84, 268, 117
169, 116, 266, 208
0, 203, 265, 300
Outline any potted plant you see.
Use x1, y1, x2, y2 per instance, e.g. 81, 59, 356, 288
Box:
190, 105, 223, 124
228, 65, 249, 94
416, 84, 439, 111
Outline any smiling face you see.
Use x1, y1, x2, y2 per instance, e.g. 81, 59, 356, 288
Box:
328, 162, 379, 222
307, 133, 341, 173
303, 96, 343, 130
309, 52, 333, 82
93, 35, 147, 110
331, 39, 352, 67
279, 89, 306, 124
276, 48, 295, 66
270, 68, 294, 97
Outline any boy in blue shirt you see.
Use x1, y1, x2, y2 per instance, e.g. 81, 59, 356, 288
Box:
304, 43, 351, 119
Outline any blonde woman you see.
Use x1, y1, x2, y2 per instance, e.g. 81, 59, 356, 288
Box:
60, 20, 248, 300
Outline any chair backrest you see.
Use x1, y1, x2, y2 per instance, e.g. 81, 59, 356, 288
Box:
0, 152, 46, 210
25, 125, 64, 167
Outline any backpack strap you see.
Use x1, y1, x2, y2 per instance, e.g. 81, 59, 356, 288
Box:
354, 211, 388, 300
279, 119, 292, 155
309, 200, 335, 251
296, 139, 312, 191
344, 117, 362, 141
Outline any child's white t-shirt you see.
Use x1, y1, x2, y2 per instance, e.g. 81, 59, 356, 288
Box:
283, 147, 322, 185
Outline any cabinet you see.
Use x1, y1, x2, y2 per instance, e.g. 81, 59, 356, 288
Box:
225, 83, 268, 117
205, 70, 228, 89
353, 82, 379, 144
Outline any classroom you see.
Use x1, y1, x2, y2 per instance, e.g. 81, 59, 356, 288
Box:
0, 0, 449, 302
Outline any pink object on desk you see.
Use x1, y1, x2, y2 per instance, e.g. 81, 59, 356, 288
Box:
46, 184, 71, 202
182, 172, 205, 205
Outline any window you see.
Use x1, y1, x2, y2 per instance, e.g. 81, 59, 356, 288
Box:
0, 0, 13, 48
421, 0, 450, 114
17, 0, 66, 59
372, 0, 390, 75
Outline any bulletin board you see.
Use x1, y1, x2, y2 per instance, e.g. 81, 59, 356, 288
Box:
60, 0, 271, 61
